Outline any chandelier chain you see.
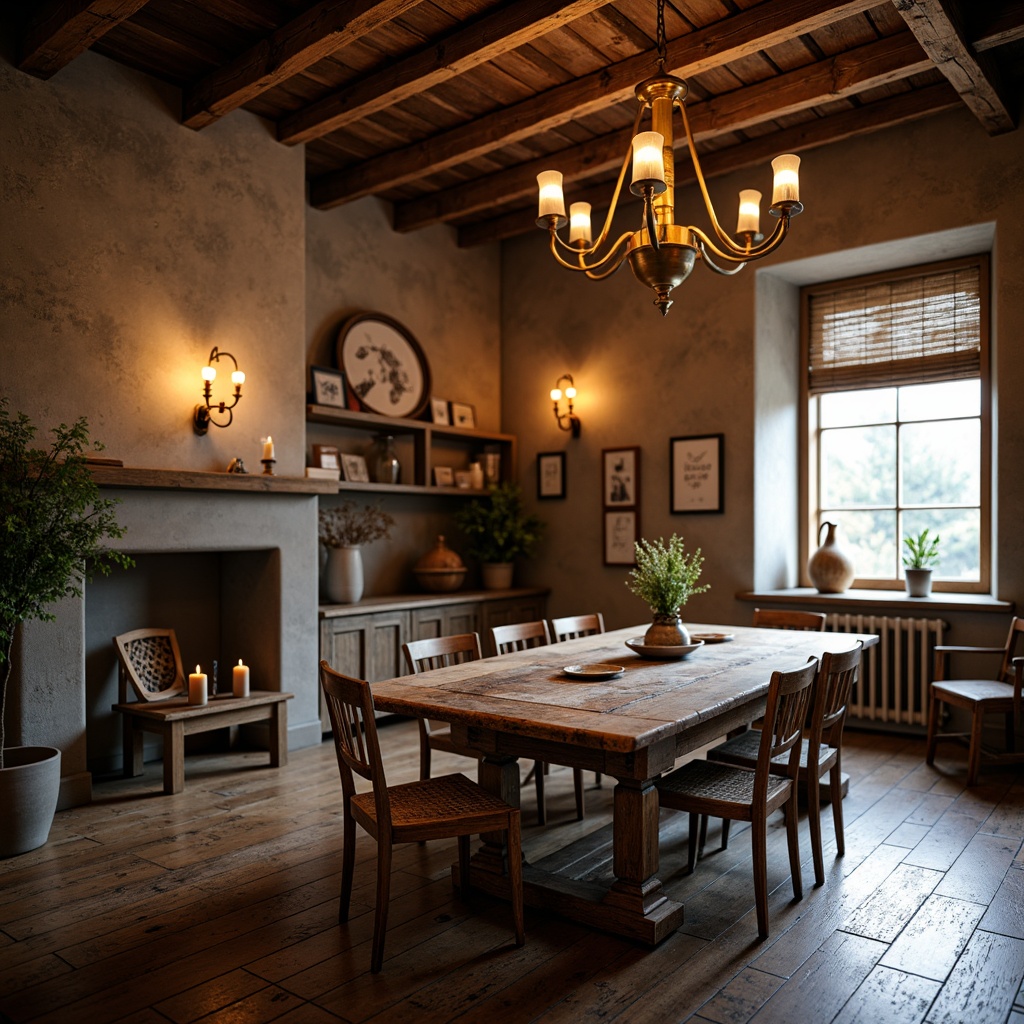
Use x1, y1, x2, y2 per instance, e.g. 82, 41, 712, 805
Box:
656, 0, 667, 71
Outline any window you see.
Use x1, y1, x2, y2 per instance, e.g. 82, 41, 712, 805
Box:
801, 256, 990, 592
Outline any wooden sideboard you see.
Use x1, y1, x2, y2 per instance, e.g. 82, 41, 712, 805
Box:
318, 587, 549, 730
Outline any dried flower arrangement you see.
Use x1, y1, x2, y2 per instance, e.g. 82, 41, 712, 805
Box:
318, 500, 395, 548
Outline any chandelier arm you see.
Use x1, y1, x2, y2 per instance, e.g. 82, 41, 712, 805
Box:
689, 214, 790, 265
695, 238, 747, 276
587, 105, 646, 253
546, 229, 634, 274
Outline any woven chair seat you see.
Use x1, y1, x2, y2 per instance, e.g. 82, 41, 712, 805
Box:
657, 759, 791, 809
352, 772, 515, 830
709, 731, 837, 773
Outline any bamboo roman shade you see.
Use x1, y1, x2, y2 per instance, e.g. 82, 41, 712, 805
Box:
806, 260, 984, 394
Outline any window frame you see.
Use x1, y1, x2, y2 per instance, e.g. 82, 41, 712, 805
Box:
799, 254, 991, 594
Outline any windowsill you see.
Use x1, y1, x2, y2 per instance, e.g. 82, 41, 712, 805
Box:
737, 588, 1012, 615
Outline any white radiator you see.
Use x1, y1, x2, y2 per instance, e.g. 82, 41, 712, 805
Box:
825, 614, 948, 727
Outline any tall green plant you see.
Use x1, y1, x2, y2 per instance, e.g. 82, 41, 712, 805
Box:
454, 482, 543, 563
626, 535, 709, 615
0, 399, 133, 767
902, 528, 941, 569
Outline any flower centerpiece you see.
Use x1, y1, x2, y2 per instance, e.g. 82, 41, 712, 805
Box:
454, 482, 543, 589
626, 535, 709, 646
902, 527, 940, 598
318, 500, 394, 604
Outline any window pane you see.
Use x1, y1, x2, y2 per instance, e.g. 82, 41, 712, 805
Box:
901, 420, 980, 506
902, 508, 980, 581
899, 379, 979, 421
821, 426, 896, 507
821, 511, 897, 578
820, 388, 896, 427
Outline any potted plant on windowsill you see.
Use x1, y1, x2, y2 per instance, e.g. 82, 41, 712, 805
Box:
454, 482, 543, 590
903, 528, 940, 598
626, 535, 709, 646
1, 400, 132, 857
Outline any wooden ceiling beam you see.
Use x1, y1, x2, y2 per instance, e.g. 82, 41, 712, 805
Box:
278, 0, 616, 146
17, 0, 151, 79
182, 0, 425, 130
309, 0, 880, 208
972, 0, 1024, 51
393, 32, 931, 232
894, 0, 1017, 133
456, 82, 963, 248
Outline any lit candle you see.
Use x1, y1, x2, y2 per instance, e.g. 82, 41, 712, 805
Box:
631, 131, 666, 186
232, 659, 250, 698
772, 154, 801, 204
262, 436, 275, 461
736, 189, 761, 235
536, 170, 566, 220
188, 664, 208, 706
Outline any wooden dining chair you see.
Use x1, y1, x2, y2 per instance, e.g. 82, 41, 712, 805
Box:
926, 616, 1024, 786
491, 621, 585, 823
319, 660, 524, 973
705, 642, 863, 887
656, 658, 818, 939
550, 612, 605, 642
752, 608, 827, 631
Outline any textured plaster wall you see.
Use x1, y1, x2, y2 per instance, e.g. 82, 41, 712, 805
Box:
306, 199, 502, 590
502, 109, 1024, 639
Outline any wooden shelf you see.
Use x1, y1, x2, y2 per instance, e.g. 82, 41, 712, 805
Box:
737, 588, 1013, 615
91, 466, 336, 494
306, 404, 514, 444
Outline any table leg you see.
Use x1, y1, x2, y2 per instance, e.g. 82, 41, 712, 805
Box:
164, 721, 185, 795
269, 702, 288, 768
473, 753, 520, 877
122, 715, 143, 778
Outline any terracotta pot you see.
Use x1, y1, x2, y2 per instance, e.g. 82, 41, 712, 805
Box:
325, 545, 364, 603
481, 562, 514, 590
807, 521, 855, 594
0, 746, 61, 858
643, 612, 691, 647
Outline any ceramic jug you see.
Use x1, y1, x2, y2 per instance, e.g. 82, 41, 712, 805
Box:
808, 521, 855, 594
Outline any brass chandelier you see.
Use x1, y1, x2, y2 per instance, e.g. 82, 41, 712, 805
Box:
535, 0, 804, 316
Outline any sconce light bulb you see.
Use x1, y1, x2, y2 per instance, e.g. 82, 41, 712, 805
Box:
564, 386, 576, 399
231, 370, 245, 385
201, 365, 217, 382
550, 388, 562, 401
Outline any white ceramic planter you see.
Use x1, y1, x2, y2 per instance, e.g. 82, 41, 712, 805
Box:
325, 546, 364, 603
0, 746, 61, 858
905, 568, 933, 598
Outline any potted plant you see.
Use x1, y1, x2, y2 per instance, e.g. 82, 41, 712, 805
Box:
319, 500, 395, 604
903, 528, 940, 597
626, 535, 709, 646
454, 482, 543, 589
1, 400, 132, 857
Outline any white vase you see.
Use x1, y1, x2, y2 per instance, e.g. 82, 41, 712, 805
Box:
905, 568, 933, 598
326, 546, 364, 603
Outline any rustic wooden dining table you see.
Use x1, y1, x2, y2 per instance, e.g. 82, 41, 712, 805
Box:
370, 622, 878, 945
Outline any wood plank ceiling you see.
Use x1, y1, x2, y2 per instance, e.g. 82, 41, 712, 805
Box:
12, 0, 1024, 247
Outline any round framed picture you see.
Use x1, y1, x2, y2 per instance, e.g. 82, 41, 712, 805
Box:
336, 312, 431, 419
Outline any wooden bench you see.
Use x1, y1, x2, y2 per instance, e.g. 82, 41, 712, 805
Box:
112, 628, 292, 794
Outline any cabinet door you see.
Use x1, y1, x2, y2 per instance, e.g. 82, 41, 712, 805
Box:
410, 606, 445, 642
444, 603, 479, 637
367, 611, 410, 684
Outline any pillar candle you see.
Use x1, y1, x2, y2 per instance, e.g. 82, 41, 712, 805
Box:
188, 664, 208, 706
262, 436, 275, 461
232, 658, 250, 698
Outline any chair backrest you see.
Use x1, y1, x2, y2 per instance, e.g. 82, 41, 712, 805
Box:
755, 659, 819, 794
550, 613, 605, 642
319, 660, 391, 827
998, 617, 1024, 683
492, 620, 551, 655
403, 633, 482, 674
113, 628, 186, 703
809, 641, 863, 748
753, 608, 827, 632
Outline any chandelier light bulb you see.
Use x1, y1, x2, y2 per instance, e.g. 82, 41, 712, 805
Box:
569, 202, 592, 244
736, 189, 762, 235
631, 131, 666, 186
537, 170, 566, 219
772, 154, 801, 204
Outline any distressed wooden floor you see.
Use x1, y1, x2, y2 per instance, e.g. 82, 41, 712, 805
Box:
1, 722, 1022, 1024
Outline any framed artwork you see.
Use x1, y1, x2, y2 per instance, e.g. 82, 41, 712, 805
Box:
311, 444, 340, 470
603, 446, 640, 507
671, 433, 724, 514
310, 366, 347, 408
340, 453, 370, 483
430, 397, 450, 425
537, 452, 566, 499
450, 402, 476, 429
336, 312, 431, 419
604, 510, 639, 565
433, 466, 454, 486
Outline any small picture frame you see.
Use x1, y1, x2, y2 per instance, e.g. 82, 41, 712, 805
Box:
454, 470, 472, 489
604, 510, 638, 565
671, 434, 724, 514
603, 447, 640, 507
310, 365, 347, 408
537, 452, 566, 500
312, 444, 341, 470
450, 402, 476, 430
340, 453, 370, 483
433, 466, 454, 486
430, 397, 451, 425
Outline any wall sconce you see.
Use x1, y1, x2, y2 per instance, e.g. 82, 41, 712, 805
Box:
193, 347, 245, 435
550, 373, 580, 437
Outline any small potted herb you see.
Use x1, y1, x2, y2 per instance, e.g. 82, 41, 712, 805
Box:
903, 528, 940, 598
626, 535, 709, 646
454, 482, 543, 589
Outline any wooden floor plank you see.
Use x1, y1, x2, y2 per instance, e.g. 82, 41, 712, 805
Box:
692, 967, 786, 1024
925, 930, 1024, 1024
841, 863, 942, 943
831, 964, 940, 1024
880, 894, 987, 980
935, 831, 1021, 904
978, 863, 1024, 939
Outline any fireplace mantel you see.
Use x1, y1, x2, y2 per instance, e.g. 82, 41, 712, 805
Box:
90, 465, 335, 494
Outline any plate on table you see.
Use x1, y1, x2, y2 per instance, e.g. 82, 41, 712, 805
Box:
625, 638, 705, 660
563, 663, 626, 681
689, 632, 735, 644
